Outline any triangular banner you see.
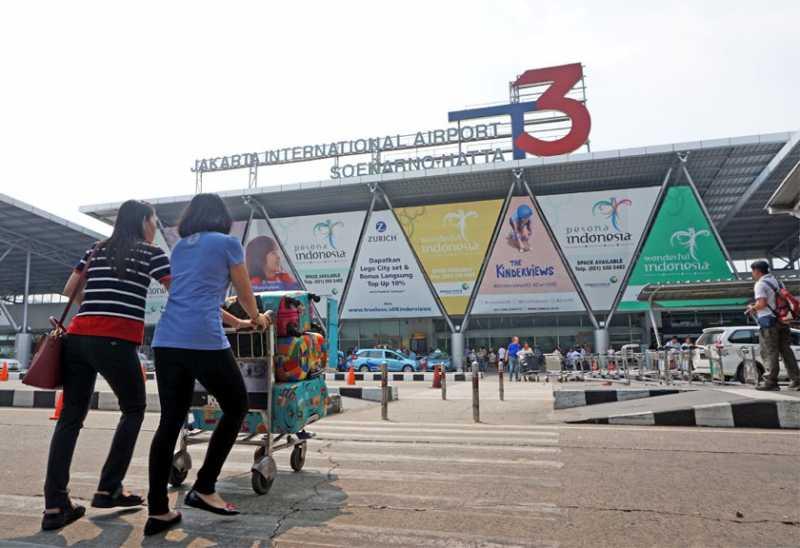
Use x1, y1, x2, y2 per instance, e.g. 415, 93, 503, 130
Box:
342, 210, 441, 319
619, 185, 736, 310
396, 199, 502, 316
471, 196, 584, 314
244, 220, 302, 292
272, 211, 366, 317
539, 186, 661, 312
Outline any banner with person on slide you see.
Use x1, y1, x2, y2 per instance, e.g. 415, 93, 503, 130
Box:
539, 187, 661, 312
272, 211, 365, 318
471, 196, 585, 315
342, 210, 441, 319
619, 185, 737, 311
396, 199, 501, 316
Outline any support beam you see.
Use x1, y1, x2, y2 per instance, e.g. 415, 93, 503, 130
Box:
0, 247, 12, 263
0, 300, 19, 332
22, 250, 31, 333
338, 187, 378, 324
716, 132, 800, 231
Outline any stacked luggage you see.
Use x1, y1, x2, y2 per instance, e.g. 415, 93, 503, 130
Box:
194, 290, 331, 435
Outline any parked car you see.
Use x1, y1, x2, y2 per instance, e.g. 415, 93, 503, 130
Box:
692, 326, 800, 383
344, 349, 420, 373
418, 350, 455, 372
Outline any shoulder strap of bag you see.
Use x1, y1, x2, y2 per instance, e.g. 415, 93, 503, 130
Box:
55, 243, 99, 330
761, 277, 786, 318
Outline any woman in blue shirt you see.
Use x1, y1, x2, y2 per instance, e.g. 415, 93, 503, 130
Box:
145, 194, 269, 536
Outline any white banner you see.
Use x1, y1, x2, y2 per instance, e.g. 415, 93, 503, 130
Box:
342, 210, 441, 319
245, 220, 302, 292
144, 228, 172, 325
539, 187, 661, 312
272, 211, 365, 317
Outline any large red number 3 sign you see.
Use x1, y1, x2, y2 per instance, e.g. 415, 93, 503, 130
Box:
514, 63, 591, 157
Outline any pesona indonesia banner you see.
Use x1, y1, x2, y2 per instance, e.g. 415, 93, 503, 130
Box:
539, 187, 661, 312
342, 210, 441, 319
619, 186, 736, 310
245, 220, 302, 292
471, 197, 584, 315
272, 211, 366, 317
396, 199, 501, 316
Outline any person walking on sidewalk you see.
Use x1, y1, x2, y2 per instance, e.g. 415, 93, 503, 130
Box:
747, 261, 800, 391
145, 194, 271, 536
42, 200, 171, 531
507, 337, 521, 382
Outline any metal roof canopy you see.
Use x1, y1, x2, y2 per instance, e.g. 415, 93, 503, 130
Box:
766, 159, 800, 216
636, 275, 800, 301
0, 193, 105, 297
81, 131, 800, 260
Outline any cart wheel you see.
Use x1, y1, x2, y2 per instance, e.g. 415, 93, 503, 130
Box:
290, 443, 307, 472
251, 455, 277, 495
169, 451, 191, 487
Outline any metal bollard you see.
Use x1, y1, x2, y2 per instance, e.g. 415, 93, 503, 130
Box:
498, 361, 504, 401
441, 363, 447, 400
381, 362, 388, 421
471, 361, 480, 423
687, 349, 694, 384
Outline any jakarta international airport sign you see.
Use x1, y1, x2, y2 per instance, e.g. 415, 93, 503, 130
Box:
192, 63, 591, 179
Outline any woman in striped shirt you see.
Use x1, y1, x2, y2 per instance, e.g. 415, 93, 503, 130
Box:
42, 200, 171, 531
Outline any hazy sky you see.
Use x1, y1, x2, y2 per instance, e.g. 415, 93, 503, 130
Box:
1, 1, 798, 234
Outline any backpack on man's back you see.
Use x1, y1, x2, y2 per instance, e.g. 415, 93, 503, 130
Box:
763, 278, 800, 325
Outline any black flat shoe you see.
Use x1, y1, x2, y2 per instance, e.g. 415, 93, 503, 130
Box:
41, 503, 86, 531
91, 489, 144, 508
184, 490, 240, 516
144, 513, 182, 536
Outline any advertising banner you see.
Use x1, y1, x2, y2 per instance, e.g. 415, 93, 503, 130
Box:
396, 199, 501, 316
471, 197, 584, 315
342, 210, 441, 319
539, 187, 661, 312
245, 220, 302, 292
272, 211, 365, 317
619, 186, 736, 310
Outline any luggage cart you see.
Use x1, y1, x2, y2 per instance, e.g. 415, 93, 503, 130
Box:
168, 326, 320, 495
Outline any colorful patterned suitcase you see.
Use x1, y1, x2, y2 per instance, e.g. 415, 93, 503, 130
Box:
275, 332, 325, 382
190, 376, 329, 435
255, 291, 315, 333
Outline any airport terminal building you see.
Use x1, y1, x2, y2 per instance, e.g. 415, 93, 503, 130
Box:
3, 64, 799, 366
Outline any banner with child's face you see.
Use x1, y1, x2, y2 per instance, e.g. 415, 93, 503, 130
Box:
472, 197, 584, 315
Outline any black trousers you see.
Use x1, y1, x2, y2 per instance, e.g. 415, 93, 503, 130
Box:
44, 335, 146, 509
148, 347, 247, 515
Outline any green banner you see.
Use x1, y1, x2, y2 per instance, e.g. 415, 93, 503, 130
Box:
619, 186, 738, 311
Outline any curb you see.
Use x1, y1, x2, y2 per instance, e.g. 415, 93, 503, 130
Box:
567, 399, 800, 429
554, 388, 691, 410
3, 371, 156, 382
0, 389, 343, 417
326, 372, 467, 383
330, 386, 398, 402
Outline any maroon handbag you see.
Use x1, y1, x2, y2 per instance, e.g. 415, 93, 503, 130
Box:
22, 245, 98, 389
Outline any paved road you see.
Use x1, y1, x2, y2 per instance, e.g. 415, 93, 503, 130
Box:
0, 379, 797, 547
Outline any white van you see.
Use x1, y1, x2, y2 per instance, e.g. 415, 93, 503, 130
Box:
692, 326, 800, 383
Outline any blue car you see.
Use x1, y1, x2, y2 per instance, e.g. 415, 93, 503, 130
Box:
419, 350, 455, 372
344, 349, 420, 373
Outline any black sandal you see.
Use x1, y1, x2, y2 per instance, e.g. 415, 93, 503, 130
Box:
91, 487, 144, 508
144, 512, 182, 536
41, 502, 86, 531
184, 490, 240, 516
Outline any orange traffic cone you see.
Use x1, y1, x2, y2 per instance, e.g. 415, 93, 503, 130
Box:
346, 365, 355, 386
0, 362, 8, 382
50, 391, 64, 420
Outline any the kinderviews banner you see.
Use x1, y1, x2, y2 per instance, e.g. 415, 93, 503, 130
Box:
272, 211, 366, 317
471, 197, 584, 315
539, 186, 661, 312
245, 220, 302, 292
396, 199, 501, 316
619, 185, 736, 310
342, 210, 441, 319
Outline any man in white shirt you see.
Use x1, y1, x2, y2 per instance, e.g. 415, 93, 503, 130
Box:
497, 346, 506, 364
747, 260, 800, 391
